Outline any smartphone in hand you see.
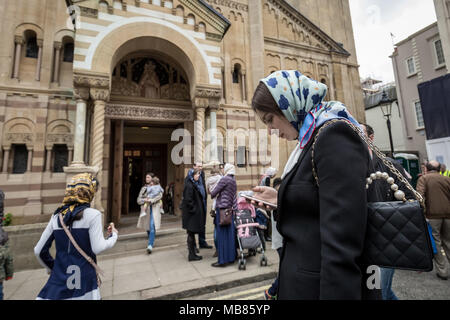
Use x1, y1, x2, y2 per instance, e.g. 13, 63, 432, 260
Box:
241, 194, 277, 209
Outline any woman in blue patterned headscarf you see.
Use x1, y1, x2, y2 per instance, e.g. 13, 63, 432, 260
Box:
254, 70, 361, 179
250, 71, 381, 300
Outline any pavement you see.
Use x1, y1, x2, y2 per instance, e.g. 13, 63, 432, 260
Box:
3, 243, 279, 300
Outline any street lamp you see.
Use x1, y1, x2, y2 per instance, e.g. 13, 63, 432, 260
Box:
379, 90, 395, 157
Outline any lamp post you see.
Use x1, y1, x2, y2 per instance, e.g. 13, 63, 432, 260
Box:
379, 90, 395, 158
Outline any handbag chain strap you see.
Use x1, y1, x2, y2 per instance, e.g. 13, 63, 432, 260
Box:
311, 119, 425, 207
59, 213, 104, 286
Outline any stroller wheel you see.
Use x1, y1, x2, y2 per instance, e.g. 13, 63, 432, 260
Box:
260, 256, 268, 267
238, 259, 247, 270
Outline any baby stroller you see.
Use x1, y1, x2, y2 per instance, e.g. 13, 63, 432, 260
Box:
235, 197, 268, 270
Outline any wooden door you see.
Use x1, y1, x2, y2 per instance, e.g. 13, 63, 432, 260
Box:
122, 144, 167, 214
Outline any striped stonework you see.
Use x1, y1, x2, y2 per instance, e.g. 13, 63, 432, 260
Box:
73, 2, 224, 86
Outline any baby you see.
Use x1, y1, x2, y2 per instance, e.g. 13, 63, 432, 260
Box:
206, 169, 222, 213
142, 177, 164, 215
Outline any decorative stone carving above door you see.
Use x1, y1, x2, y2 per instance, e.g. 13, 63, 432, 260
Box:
111, 56, 190, 101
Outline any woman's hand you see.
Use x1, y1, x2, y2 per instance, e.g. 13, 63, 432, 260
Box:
107, 222, 119, 236
250, 186, 278, 210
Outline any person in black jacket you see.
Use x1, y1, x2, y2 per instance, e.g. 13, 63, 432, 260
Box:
184, 163, 213, 252
250, 70, 382, 300
182, 169, 207, 261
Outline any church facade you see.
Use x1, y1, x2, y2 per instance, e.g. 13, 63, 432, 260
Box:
0, 0, 365, 225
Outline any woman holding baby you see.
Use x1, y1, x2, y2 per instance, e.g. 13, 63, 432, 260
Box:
137, 172, 164, 254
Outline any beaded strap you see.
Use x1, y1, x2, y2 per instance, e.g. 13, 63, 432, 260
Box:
311, 120, 424, 207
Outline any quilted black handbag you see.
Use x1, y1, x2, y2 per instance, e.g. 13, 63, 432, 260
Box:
312, 120, 434, 272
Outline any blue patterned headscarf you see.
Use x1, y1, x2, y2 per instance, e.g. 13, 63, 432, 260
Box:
262, 70, 361, 148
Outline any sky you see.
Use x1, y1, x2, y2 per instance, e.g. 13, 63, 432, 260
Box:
349, 0, 437, 84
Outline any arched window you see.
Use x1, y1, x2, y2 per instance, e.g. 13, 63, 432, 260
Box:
198, 22, 206, 33
232, 64, 241, 84
187, 14, 195, 26
25, 31, 38, 59
53, 144, 68, 173
63, 42, 74, 63
12, 144, 28, 174
99, 1, 109, 13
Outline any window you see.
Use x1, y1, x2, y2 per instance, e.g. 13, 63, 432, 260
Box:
237, 146, 246, 167
26, 36, 38, 59
63, 42, 74, 63
12, 144, 28, 174
414, 101, 425, 128
217, 146, 224, 164
406, 57, 416, 76
99, 1, 109, 13
232, 64, 241, 84
53, 144, 68, 173
434, 39, 445, 66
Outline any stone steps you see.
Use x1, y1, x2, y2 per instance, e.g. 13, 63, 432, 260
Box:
7, 215, 215, 271
98, 228, 202, 261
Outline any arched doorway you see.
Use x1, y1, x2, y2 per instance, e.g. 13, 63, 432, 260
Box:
107, 50, 194, 226
71, 19, 224, 226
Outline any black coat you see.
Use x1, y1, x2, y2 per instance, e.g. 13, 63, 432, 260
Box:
276, 121, 382, 300
181, 178, 206, 234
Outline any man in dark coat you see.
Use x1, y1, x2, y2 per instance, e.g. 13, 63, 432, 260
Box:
185, 163, 212, 251
182, 169, 207, 261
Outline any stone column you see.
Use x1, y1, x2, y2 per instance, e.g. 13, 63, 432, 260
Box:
68, 148, 73, 166
2, 147, 10, 173
248, 2, 265, 91
13, 36, 24, 79
35, 40, 43, 81
241, 70, 247, 103
53, 42, 62, 83
45, 146, 52, 172
90, 87, 109, 213
72, 87, 89, 166
209, 104, 219, 164
26, 147, 33, 173
194, 103, 206, 165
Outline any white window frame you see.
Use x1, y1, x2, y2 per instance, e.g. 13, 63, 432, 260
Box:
432, 38, 446, 69
413, 100, 425, 130
405, 57, 417, 77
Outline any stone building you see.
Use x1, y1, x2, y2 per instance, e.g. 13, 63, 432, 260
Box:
0, 0, 365, 225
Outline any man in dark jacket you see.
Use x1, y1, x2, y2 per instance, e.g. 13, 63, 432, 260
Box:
182, 169, 207, 261
416, 160, 450, 280
185, 163, 212, 251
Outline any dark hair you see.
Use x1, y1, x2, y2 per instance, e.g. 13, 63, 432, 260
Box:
146, 172, 155, 178
426, 162, 440, 172
273, 178, 282, 189
361, 123, 374, 137
252, 82, 284, 118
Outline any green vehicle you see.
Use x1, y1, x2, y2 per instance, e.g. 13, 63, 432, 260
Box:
394, 153, 420, 188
